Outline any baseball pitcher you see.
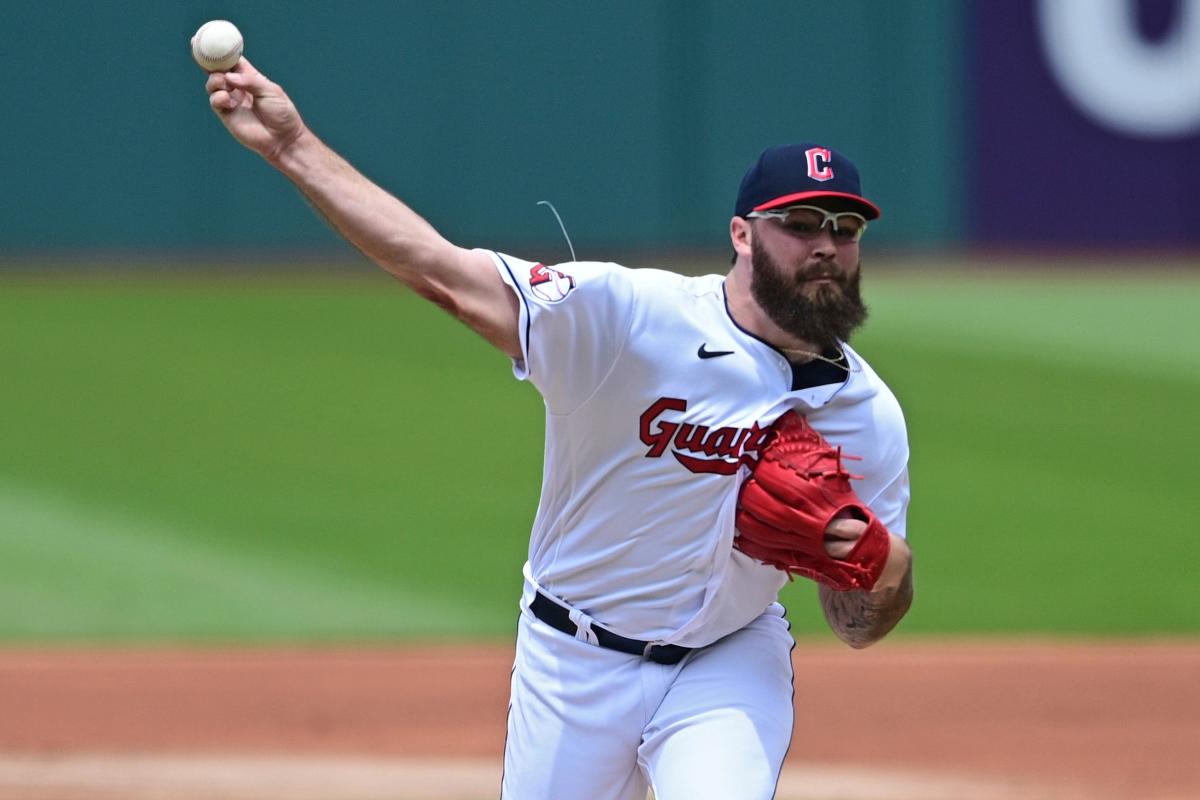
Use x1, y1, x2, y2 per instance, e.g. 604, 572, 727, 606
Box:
202, 54, 914, 800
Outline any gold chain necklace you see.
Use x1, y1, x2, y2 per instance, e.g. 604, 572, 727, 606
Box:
778, 344, 854, 373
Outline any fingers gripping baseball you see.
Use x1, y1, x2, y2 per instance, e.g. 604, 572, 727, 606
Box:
734, 411, 890, 591
203, 57, 307, 162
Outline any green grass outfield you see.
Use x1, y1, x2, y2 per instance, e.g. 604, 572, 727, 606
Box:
2, 261, 1198, 642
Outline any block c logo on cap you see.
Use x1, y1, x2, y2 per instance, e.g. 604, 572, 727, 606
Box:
805, 147, 834, 181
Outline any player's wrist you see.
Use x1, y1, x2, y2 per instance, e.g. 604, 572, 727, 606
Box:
267, 124, 316, 173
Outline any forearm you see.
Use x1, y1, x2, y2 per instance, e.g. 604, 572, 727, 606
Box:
818, 533, 913, 649
268, 128, 518, 355
206, 61, 519, 354
271, 129, 459, 288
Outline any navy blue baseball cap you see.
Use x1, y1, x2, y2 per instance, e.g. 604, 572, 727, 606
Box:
734, 143, 881, 220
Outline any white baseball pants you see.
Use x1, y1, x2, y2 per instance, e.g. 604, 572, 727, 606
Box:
501, 603, 795, 799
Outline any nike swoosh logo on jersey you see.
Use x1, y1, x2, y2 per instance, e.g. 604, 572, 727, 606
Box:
697, 344, 735, 359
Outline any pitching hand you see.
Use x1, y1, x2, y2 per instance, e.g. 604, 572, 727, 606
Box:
203, 57, 307, 163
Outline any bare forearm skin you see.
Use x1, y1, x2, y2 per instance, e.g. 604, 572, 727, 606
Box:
204, 64, 518, 355
271, 130, 456, 287
818, 533, 913, 649
269, 131, 519, 355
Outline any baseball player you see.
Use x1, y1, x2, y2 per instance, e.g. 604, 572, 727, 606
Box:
203, 57, 913, 799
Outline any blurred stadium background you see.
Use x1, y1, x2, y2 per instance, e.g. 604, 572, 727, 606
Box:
2, 0, 1198, 644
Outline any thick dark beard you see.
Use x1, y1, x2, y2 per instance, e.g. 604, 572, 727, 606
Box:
749, 235, 869, 350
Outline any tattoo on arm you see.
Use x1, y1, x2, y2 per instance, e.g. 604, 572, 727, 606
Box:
818, 565, 914, 649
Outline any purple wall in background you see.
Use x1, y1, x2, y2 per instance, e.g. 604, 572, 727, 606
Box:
970, 1, 1200, 245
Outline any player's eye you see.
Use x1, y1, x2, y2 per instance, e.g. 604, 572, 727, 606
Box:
830, 220, 865, 242
758, 207, 867, 243
779, 211, 824, 237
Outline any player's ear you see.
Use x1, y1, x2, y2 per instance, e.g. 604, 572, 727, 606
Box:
730, 216, 753, 262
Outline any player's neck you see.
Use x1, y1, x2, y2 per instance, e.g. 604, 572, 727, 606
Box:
724, 264, 824, 362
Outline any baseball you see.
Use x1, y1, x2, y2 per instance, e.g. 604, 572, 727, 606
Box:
191, 20, 244, 72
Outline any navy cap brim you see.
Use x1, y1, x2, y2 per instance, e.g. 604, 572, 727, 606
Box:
755, 190, 881, 220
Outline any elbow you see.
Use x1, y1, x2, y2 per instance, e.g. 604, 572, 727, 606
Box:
410, 279, 462, 317
833, 620, 895, 650
856, 585, 914, 649
819, 573, 914, 650
849, 595, 913, 649
839, 634, 875, 651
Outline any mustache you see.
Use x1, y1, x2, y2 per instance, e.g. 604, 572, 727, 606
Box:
749, 240, 868, 348
795, 262, 848, 285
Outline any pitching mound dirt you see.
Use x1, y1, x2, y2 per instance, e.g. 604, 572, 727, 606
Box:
0, 640, 1196, 799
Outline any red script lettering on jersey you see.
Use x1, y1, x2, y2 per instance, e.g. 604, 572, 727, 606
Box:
639, 397, 773, 475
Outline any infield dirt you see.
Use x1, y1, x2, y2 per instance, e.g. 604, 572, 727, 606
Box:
0, 641, 1196, 799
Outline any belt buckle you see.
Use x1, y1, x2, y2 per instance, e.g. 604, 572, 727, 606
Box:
643, 643, 686, 665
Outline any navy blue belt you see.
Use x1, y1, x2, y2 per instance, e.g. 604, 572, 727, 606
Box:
530, 591, 693, 665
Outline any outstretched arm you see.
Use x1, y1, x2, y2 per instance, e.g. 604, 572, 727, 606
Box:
819, 527, 913, 649
203, 57, 520, 356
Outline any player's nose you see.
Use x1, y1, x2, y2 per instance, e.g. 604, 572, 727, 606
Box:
809, 226, 838, 257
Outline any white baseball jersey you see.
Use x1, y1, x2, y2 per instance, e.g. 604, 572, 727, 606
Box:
489, 251, 910, 649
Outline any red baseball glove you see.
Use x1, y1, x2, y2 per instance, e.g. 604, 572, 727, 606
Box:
735, 410, 890, 591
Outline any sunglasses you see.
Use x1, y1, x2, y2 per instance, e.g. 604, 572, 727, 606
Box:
746, 205, 868, 244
